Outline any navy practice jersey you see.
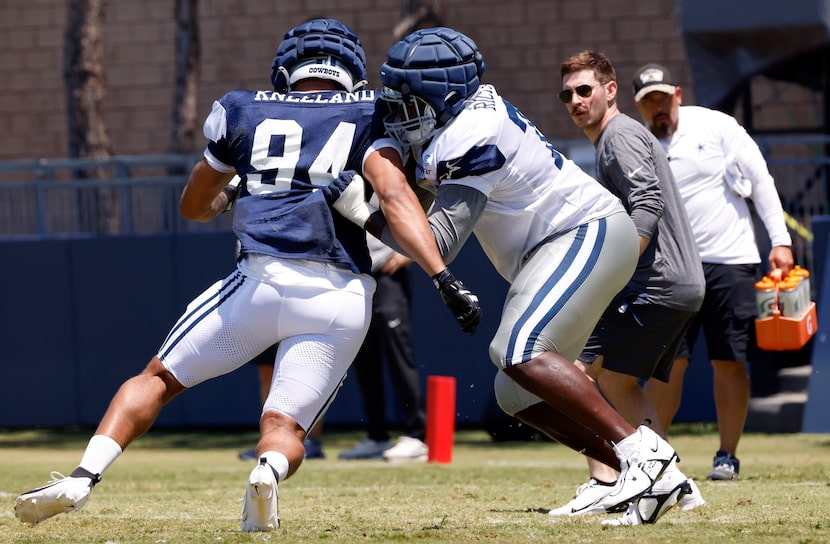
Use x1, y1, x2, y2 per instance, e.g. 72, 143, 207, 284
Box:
202, 88, 384, 274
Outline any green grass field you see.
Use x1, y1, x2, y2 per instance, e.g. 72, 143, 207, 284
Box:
1, 425, 829, 543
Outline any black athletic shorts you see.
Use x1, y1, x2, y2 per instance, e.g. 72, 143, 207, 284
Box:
580, 302, 696, 382
675, 262, 758, 362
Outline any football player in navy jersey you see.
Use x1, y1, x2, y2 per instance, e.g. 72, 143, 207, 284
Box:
14, 19, 479, 532
352, 27, 685, 521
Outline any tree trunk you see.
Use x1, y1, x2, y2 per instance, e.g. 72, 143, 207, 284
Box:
169, 0, 201, 171
64, 0, 117, 234
394, 0, 445, 39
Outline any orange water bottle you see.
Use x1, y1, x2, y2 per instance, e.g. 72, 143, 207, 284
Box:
789, 266, 811, 313
778, 278, 801, 317
755, 276, 777, 318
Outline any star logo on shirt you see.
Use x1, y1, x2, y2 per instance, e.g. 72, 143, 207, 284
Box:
440, 158, 463, 181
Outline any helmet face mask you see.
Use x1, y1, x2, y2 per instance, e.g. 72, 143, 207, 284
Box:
379, 27, 485, 139
271, 19, 368, 93
381, 87, 438, 146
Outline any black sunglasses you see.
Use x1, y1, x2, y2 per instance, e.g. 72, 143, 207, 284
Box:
558, 83, 600, 103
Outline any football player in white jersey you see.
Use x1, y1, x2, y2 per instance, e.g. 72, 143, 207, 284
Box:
632, 63, 794, 482
13, 19, 480, 532
351, 27, 684, 521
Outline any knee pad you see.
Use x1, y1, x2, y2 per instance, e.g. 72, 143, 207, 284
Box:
493, 369, 543, 416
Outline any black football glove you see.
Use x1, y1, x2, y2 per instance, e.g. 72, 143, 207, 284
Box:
431, 268, 482, 335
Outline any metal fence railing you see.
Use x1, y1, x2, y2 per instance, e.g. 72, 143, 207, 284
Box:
0, 154, 233, 237
557, 135, 830, 274
755, 135, 830, 274
0, 139, 827, 267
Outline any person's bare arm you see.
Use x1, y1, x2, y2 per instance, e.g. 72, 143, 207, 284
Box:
180, 159, 238, 222
362, 147, 446, 276
329, 145, 481, 334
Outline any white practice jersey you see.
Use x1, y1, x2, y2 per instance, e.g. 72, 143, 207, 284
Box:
659, 106, 791, 264
414, 85, 624, 282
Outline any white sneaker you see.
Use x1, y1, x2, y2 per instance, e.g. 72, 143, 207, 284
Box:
602, 473, 691, 526
338, 438, 392, 460
241, 458, 279, 532
599, 425, 677, 513
547, 478, 616, 517
383, 436, 428, 462
14, 470, 99, 525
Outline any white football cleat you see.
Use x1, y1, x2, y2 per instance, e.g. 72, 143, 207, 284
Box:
599, 425, 677, 513
547, 478, 616, 517
241, 458, 279, 532
679, 476, 706, 511
652, 459, 705, 512
15, 470, 99, 525
601, 474, 691, 526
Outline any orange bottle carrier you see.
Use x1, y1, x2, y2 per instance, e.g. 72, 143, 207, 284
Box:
754, 269, 818, 351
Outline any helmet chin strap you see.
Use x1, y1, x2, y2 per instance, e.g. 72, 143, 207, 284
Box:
277, 66, 291, 90
435, 91, 460, 126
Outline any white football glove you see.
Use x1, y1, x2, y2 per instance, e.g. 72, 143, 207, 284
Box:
332, 173, 378, 227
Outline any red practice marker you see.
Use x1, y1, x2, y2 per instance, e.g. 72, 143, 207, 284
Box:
426, 375, 456, 463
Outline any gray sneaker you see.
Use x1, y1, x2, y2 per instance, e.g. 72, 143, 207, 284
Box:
303, 437, 325, 460
238, 447, 257, 461
15, 470, 99, 525
338, 438, 391, 460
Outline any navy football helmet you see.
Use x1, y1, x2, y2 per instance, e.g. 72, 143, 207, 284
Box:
380, 27, 485, 146
271, 18, 368, 93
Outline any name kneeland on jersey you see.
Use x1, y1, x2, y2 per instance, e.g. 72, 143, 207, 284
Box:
253, 90, 375, 103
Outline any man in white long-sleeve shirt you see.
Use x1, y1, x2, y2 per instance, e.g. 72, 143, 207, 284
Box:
632, 63, 794, 481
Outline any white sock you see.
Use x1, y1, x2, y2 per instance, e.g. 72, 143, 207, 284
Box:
78, 434, 123, 476
260, 451, 289, 482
